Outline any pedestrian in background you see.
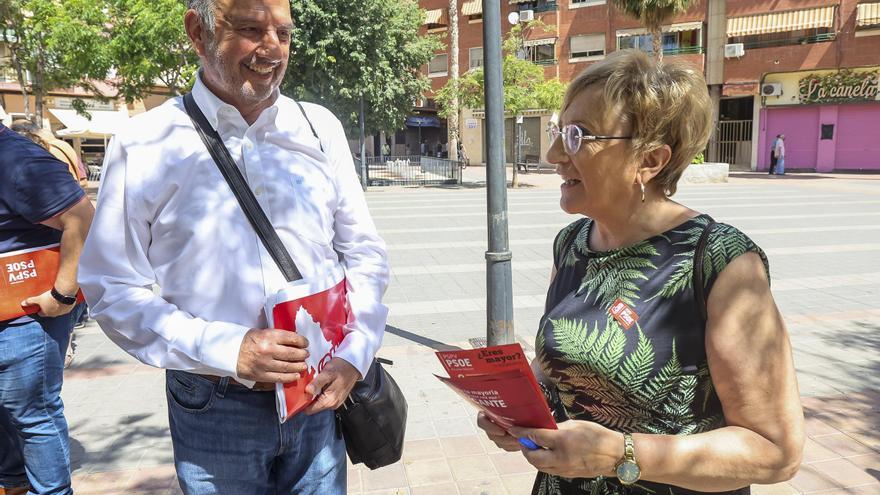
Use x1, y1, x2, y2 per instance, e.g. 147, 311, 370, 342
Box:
769, 134, 781, 175
0, 124, 94, 495
477, 50, 804, 495
78, 0, 389, 493
774, 134, 786, 175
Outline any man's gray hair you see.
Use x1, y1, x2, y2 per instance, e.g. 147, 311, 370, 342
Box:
188, 0, 217, 35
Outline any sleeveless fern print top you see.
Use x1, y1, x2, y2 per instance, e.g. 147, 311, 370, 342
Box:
533, 214, 769, 495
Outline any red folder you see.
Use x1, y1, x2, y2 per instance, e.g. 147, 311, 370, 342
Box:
265, 268, 350, 422
1, 244, 84, 322
435, 344, 557, 431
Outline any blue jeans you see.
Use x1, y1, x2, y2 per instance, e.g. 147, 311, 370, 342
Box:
0, 311, 76, 494
166, 370, 346, 495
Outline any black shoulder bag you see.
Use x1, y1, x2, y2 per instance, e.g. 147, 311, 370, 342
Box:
182, 93, 406, 470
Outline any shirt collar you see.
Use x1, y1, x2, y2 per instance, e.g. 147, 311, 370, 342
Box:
191, 71, 281, 132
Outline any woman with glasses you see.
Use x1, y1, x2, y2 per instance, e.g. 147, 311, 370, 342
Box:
476, 50, 804, 495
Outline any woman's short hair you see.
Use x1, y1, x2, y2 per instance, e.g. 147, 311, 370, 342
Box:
563, 49, 713, 196
11, 119, 50, 150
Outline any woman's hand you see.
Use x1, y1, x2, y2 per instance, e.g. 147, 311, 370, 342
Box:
476, 412, 523, 452
509, 421, 623, 479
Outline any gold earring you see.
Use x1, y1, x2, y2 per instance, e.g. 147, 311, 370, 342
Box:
639, 180, 646, 203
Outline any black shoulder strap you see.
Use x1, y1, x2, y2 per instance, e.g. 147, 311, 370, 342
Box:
182, 93, 302, 282
294, 100, 324, 153
693, 219, 717, 322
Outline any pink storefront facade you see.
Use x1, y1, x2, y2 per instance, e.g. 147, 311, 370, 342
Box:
757, 67, 880, 172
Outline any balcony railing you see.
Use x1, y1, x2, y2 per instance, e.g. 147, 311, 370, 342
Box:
738, 32, 837, 50
533, 1, 559, 13
534, 58, 558, 66
663, 45, 705, 56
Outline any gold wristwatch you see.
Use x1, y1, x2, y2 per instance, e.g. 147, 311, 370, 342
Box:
615, 433, 641, 485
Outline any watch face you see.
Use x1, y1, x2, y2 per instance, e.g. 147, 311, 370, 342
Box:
616, 460, 641, 485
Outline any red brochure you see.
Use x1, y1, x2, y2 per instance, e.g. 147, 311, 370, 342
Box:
265, 267, 350, 422
1, 244, 85, 322
435, 344, 556, 431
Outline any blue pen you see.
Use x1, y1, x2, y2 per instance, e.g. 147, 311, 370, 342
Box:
518, 437, 540, 450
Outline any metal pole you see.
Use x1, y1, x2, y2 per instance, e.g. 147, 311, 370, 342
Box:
359, 95, 368, 189
482, 0, 514, 346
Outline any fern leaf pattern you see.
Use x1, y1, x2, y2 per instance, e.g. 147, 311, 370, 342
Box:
533, 215, 758, 495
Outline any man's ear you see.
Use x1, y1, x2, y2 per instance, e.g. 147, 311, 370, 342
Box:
184, 10, 209, 58
638, 144, 672, 185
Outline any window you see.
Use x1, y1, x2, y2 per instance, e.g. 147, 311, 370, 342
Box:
514, 1, 559, 13
617, 26, 703, 56
570, 0, 605, 8
0, 42, 16, 83
469, 47, 483, 70
523, 39, 556, 65
428, 54, 448, 77
570, 34, 605, 60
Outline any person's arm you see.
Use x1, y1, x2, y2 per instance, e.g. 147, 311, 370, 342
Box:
506, 252, 804, 490
78, 136, 307, 385
304, 109, 390, 413
22, 196, 94, 317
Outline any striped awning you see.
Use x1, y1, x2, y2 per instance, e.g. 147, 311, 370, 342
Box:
462, 1, 482, 16
727, 6, 835, 37
523, 37, 557, 47
616, 21, 703, 37
424, 8, 445, 25
857, 2, 880, 27
509, 0, 532, 3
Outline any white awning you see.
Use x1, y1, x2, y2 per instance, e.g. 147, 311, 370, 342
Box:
424, 8, 445, 25
523, 37, 557, 47
727, 6, 835, 37
462, 1, 482, 17
857, 2, 880, 28
617, 21, 703, 37
48, 108, 130, 139
0, 102, 8, 125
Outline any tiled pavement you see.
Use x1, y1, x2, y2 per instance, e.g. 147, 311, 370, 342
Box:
59, 170, 879, 494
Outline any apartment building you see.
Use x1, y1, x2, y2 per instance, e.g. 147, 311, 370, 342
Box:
414, 0, 880, 171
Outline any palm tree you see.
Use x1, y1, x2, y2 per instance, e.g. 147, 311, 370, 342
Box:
609, 0, 696, 61
448, 0, 460, 161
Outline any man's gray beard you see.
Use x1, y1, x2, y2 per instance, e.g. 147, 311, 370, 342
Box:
204, 40, 278, 106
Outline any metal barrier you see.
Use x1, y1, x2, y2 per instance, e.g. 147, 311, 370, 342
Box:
709, 120, 752, 167
364, 155, 463, 186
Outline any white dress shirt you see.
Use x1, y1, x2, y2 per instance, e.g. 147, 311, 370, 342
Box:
78, 75, 389, 385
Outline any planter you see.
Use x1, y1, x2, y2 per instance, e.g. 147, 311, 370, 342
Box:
680, 162, 729, 184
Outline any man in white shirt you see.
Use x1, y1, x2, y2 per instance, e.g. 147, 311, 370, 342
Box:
77, 1, 389, 493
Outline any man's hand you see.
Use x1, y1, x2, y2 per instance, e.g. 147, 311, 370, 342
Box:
21, 290, 74, 318
303, 357, 361, 415
236, 328, 309, 383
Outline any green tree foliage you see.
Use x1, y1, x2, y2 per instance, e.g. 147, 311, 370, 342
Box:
609, 0, 696, 60
0, 0, 112, 125
436, 21, 565, 119
107, 0, 198, 101
283, 0, 442, 135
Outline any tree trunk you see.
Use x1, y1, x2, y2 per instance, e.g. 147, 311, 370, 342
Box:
34, 52, 45, 127
652, 28, 663, 62
511, 116, 520, 188
448, 0, 460, 162
11, 49, 30, 120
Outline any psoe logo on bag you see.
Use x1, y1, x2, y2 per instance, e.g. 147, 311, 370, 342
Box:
295, 306, 337, 375
609, 298, 638, 330
6, 259, 38, 285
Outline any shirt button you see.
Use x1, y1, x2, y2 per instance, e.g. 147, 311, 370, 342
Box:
254, 186, 264, 197
244, 142, 254, 151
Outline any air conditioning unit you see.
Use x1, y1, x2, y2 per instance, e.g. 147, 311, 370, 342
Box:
724, 43, 745, 58
520, 10, 535, 22
761, 83, 783, 97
